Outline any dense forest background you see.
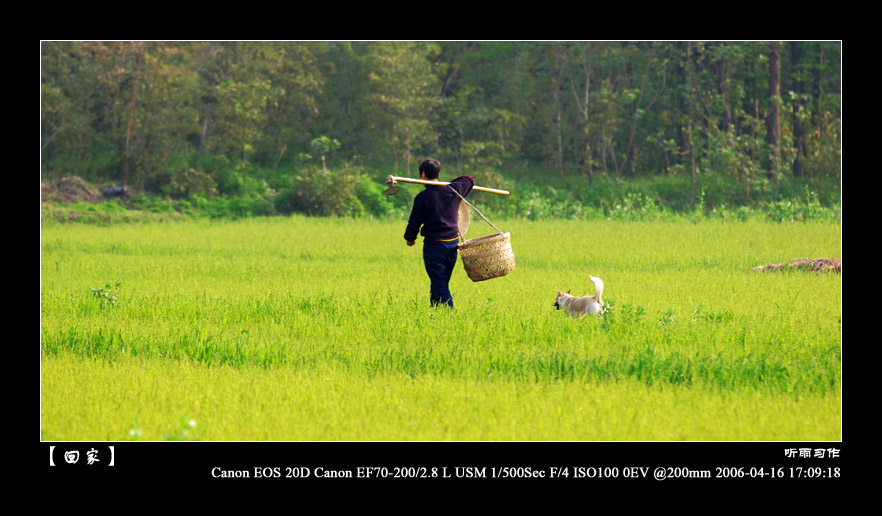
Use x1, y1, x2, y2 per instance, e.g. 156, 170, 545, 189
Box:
41, 41, 841, 221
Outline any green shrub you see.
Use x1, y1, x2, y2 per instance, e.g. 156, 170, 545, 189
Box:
355, 176, 396, 217
274, 166, 364, 217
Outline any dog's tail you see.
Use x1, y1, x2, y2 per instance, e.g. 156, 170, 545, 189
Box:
589, 275, 604, 303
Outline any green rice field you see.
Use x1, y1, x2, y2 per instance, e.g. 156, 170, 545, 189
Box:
40, 216, 842, 441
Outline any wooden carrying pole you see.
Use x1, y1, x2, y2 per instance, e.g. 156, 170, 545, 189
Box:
386, 176, 510, 195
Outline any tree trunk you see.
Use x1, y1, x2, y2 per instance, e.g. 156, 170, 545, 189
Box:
791, 42, 805, 178
554, 60, 564, 176
766, 41, 781, 180
676, 42, 689, 169
715, 47, 733, 134
121, 43, 144, 186
585, 140, 593, 184
569, 44, 595, 184
199, 110, 210, 150
684, 42, 697, 206
816, 43, 825, 142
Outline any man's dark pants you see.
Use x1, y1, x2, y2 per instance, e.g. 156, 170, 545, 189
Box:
423, 239, 459, 308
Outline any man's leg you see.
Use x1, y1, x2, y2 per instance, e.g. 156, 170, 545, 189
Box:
441, 240, 458, 302
423, 240, 456, 308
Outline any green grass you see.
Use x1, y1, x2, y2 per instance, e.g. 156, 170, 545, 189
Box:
41, 357, 839, 441
40, 216, 841, 440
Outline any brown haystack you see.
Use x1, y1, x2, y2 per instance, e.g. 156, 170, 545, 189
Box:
42, 176, 102, 204
750, 258, 841, 274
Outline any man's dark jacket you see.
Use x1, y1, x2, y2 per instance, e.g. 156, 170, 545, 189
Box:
404, 176, 474, 242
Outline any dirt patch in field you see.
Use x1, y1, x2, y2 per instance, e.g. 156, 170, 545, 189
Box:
750, 258, 841, 274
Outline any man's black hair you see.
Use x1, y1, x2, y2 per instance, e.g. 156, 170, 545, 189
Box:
419, 159, 441, 180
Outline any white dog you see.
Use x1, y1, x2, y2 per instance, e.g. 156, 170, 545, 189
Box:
554, 275, 606, 318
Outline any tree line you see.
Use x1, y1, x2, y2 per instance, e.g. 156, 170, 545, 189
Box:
41, 41, 841, 204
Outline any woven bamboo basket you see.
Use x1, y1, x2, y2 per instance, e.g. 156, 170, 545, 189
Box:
457, 232, 515, 282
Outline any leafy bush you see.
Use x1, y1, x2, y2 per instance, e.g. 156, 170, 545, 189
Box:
355, 176, 396, 217
42, 163, 842, 224
764, 189, 840, 222
467, 169, 514, 214
274, 166, 364, 217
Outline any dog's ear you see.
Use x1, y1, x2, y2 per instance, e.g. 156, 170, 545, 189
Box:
566, 289, 571, 294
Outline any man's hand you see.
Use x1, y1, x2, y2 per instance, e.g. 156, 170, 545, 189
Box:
406, 240, 415, 247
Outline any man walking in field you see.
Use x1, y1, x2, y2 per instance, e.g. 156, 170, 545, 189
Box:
405, 159, 474, 308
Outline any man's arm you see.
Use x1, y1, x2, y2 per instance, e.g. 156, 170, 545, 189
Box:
450, 176, 475, 198
404, 194, 423, 245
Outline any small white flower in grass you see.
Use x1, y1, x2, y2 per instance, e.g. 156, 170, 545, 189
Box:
189, 419, 197, 427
